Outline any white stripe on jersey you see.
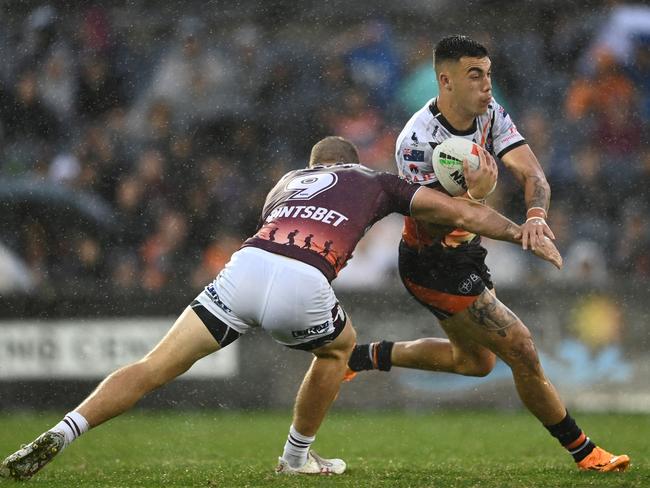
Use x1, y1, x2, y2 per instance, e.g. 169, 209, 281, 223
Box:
395, 97, 525, 185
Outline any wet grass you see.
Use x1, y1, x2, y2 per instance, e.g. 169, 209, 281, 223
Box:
0, 410, 647, 487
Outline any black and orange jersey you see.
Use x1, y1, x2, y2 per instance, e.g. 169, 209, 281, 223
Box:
242, 163, 420, 281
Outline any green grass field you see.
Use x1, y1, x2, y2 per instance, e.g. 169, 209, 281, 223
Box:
0, 410, 647, 487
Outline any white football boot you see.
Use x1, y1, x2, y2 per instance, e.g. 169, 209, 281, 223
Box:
0, 431, 65, 481
276, 450, 346, 475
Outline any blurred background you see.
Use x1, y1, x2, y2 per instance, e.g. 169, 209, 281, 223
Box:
0, 0, 649, 413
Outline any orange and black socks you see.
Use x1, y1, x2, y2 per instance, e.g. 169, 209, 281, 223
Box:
545, 411, 596, 462
347, 341, 394, 372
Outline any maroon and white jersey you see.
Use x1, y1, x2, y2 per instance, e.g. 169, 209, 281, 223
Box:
243, 163, 420, 281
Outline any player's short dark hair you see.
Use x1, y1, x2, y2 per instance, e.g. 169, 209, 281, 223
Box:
434, 35, 489, 72
309, 136, 360, 167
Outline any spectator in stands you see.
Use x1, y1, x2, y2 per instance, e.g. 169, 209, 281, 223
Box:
15, 5, 64, 73
1, 68, 61, 175
337, 20, 400, 109
615, 202, 650, 277
74, 124, 121, 203
38, 48, 76, 122
114, 174, 151, 248
564, 145, 614, 252
51, 236, 105, 287
129, 16, 242, 134
562, 240, 609, 286
626, 35, 650, 121
565, 49, 641, 186
109, 252, 140, 292
328, 87, 394, 171
140, 208, 190, 291
77, 54, 125, 121
2, 68, 60, 144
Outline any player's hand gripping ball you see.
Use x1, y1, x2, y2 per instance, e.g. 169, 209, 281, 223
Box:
432, 136, 481, 196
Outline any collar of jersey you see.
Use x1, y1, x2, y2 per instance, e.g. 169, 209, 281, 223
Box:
311, 162, 358, 169
429, 98, 477, 136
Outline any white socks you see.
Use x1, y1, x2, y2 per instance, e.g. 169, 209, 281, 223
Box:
282, 425, 315, 468
51, 411, 90, 449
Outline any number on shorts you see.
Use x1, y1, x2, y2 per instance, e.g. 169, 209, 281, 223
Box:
285, 172, 338, 200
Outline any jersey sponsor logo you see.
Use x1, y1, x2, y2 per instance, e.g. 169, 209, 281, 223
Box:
291, 321, 333, 340
501, 128, 521, 145
403, 148, 425, 162
265, 205, 349, 227
204, 284, 232, 313
458, 273, 482, 294
458, 279, 473, 294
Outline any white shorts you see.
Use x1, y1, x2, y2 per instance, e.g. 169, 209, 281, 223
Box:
195, 247, 346, 349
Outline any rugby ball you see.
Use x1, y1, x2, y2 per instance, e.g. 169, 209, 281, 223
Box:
432, 136, 481, 196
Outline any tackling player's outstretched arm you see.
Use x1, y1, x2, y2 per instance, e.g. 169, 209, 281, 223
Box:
410, 187, 562, 268
410, 187, 519, 243
500, 144, 554, 250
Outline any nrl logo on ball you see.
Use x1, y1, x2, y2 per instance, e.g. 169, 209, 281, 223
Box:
432, 136, 481, 196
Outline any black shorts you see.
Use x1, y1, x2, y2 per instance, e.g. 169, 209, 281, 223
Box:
191, 300, 241, 348
398, 238, 493, 321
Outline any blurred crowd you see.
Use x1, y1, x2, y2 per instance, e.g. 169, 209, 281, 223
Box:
1, 2, 649, 299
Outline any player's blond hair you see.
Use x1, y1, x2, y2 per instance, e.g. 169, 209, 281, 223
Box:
309, 136, 360, 167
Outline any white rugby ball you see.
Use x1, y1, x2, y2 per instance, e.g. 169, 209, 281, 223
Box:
432, 136, 481, 196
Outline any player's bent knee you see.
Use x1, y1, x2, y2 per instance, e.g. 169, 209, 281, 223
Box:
501, 331, 542, 374
458, 353, 496, 377
478, 356, 496, 376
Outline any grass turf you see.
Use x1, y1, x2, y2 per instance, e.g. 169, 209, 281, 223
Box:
0, 410, 646, 487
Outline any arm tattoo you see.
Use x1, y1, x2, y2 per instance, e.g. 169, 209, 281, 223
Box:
527, 175, 550, 211
467, 291, 519, 337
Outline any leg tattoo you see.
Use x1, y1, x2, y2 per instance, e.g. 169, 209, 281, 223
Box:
467, 291, 518, 337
